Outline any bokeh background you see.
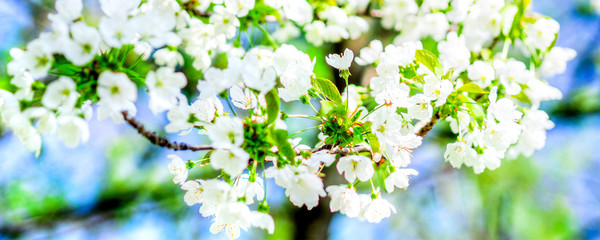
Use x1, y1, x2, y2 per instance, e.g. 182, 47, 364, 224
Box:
0, 0, 599, 239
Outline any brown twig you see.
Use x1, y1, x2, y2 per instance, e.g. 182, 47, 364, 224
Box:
122, 110, 374, 156
417, 111, 441, 137
121, 111, 214, 151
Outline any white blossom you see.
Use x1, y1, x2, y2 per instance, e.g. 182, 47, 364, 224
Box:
210, 148, 250, 177
235, 175, 265, 204
21, 40, 54, 79
8, 114, 42, 157
487, 87, 523, 123
202, 179, 235, 204
278, 67, 312, 102
153, 48, 185, 68
282, 0, 313, 25
494, 58, 532, 95
224, 0, 255, 17
207, 117, 244, 149
210, 202, 252, 240
527, 18, 559, 50
438, 31, 471, 72
355, 40, 383, 66
250, 212, 275, 234
510, 109, 554, 157
54, 0, 83, 22
540, 47, 576, 78
146, 67, 187, 114
326, 48, 354, 70
361, 196, 396, 223
64, 22, 101, 65
444, 142, 478, 168
97, 71, 138, 113
423, 79, 453, 107
211, 6, 241, 38
310, 151, 336, 167
384, 168, 418, 193
326, 185, 361, 217
198, 67, 233, 99
230, 86, 258, 110
467, 60, 495, 88
99, 0, 140, 17
381, 41, 422, 67
11, 70, 35, 101
99, 16, 135, 48
42, 77, 78, 111
407, 94, 433, 121
181, 180, 204, 206
337, 155, 374, 183
56, 114, 89, 148
168, 154, 188, 184
284, 170, 326, 210
525, 78, 563, 108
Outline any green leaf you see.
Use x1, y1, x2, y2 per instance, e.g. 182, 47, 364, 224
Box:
362, 121, 373, 131
469, 103, 485, 126
415, 49, 443, 76
420, 36, 440, 56
31, 81, 47, 91
411, 74, 427, 84
349, 109, 363, 123
366, 133, 381, 153
509, 0, 531, 40
312, 77, 342, 104
329, 104, 348, 120
399, 64, 418, 79
319, 99, 336, 115
513, 91, 532, 105
546, 32, 558, 53
442, 67, 456, 80
455, 94, 485, 123
265, 89, 280, 124
272, 129, 296, 163
458, 83, 488, 94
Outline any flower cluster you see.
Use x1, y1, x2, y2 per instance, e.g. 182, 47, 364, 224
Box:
0, 0, 575, 238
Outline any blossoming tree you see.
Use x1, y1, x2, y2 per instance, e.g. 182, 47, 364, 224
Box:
0, 0, 576, 238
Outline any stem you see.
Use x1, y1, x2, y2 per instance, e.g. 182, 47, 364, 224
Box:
288, 125, 321, 138
369, 178, 377, 195
246, 25, 255, 48
345, 77, 350, 111
76, 80, 96, 91
261, 160, 267, 203
448, 101, 486, 106
224, 92, 238, 117
501, 39, 511, 60
406, 82, 423, 92
488, 37, 500, 50
307, 100, 320, 115
287, 114, 322, 120
256, 24, 279, 48
361, 104, 385, 120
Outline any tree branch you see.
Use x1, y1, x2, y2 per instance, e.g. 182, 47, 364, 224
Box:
122, 111, 371, 156
417, 111, 441, 137
121, 111, 214, 151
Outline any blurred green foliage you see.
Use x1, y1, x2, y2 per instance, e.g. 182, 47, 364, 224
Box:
470, 157, 578, 239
